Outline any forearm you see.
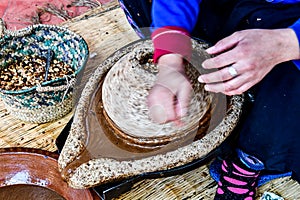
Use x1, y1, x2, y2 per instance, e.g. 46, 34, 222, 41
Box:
152, 27, 191, 63
151, 0, 201, 63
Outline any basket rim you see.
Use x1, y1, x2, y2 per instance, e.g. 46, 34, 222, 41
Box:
0, 24, 89, 95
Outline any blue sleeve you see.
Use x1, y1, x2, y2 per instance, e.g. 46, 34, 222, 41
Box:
151, 0, 202, 33
268, 0, 300, 3
289, 18, 300, 70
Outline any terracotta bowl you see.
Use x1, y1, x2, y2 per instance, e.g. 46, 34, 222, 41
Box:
0, 148, 96, 200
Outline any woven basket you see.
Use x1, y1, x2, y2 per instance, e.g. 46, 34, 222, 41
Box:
0, 24, 89, 123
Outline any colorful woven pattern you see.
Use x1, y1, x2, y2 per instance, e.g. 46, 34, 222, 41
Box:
0, 24, 89, 123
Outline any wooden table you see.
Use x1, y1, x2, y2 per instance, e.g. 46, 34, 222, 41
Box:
0, 1, 299, 199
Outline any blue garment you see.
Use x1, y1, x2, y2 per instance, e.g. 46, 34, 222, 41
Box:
290, 19, 300, 68
152, 0, 300, 32
151, 0, 201, 32
152, 0, 300, 69
266, 0, 300, 3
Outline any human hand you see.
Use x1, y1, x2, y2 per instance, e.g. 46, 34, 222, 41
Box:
198, 28, 300, 95
147, 54, 192, 125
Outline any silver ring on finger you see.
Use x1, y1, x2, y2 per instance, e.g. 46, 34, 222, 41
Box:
228, 66, 238, 77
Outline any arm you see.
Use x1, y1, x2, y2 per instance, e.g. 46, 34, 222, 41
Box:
151, 0, 201, 62
152, 0, 201, 32
147, 0, 201, 124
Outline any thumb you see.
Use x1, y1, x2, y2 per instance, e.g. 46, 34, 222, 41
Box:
175, 85, 191, 119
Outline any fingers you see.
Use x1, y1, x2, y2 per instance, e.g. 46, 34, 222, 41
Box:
147, 83, 192, 124
202, 50, 236, 69
147, 85, 178, 124
176, 83, 192, 118
202, 73, 254, 95
200, 31, 256, 95
148, 104, 169, 124
198, 64, 241, 83
203, 32, 243, 69
199, 29, 290, 96
206, 32, 241, 55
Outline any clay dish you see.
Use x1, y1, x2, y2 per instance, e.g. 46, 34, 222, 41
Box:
0, 148, 95, 200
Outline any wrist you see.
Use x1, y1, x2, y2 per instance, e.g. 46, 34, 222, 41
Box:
289, 19, 300, 59
158, 54, 185, 73
288, 29, 300, 60
283, 28, 300, 60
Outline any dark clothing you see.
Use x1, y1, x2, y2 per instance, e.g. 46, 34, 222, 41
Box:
197, 0, 300, 43
197, 0, 300, 182
238, 61, 300, 182
119, 0, 300, 182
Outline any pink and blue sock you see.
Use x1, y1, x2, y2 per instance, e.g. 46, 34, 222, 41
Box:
214, 157, 260, 200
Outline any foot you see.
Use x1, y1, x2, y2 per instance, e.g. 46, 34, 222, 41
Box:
214, 158, 260, 200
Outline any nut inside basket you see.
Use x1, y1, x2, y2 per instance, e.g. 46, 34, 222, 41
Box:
0, 55, 75, 91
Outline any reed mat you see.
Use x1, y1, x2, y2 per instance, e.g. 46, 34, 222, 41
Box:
0, 1, 299, 199
0, 99, 73, 152
115, 162, 300, 200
